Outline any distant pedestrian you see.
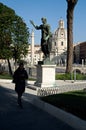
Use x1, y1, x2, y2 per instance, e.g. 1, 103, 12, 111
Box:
13, 62, 28, 108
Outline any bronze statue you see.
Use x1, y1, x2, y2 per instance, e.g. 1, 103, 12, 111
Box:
30, 17, 52, 58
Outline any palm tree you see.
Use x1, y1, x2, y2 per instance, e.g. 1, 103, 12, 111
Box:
66, 0, 78, 73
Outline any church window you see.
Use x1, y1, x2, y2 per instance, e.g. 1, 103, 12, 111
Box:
61, 41, 63, 46
61, 33, 64, 37
55, 42, 56, 46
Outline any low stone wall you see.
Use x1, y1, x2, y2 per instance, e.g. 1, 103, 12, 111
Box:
37, 87, 59, 96
37, 83, 86, 96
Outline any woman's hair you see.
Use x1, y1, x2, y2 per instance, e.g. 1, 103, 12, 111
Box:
19, 62, 24, 66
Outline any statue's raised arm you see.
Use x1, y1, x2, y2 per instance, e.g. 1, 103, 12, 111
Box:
30, 20, 36, 28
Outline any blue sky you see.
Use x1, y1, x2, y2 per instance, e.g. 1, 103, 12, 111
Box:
0, 0, 86, 44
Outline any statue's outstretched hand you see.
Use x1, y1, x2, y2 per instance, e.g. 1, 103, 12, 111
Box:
30, 20, 34, 25
30, 20, 36, 28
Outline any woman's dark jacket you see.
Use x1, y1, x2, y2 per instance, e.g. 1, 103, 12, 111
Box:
13, 67, 28, 94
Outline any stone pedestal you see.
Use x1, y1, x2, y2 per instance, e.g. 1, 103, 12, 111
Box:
34, 64, 56, 87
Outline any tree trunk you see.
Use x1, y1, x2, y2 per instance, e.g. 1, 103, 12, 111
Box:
66, 0, 78, 73
7, 59, 13, 76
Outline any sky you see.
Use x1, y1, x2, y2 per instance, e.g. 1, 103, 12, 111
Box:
0, 0, 86, 44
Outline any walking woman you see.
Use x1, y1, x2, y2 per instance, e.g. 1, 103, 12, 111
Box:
13, 62, 28, 108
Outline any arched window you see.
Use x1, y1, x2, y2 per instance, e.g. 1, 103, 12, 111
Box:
61, 41, 63, 46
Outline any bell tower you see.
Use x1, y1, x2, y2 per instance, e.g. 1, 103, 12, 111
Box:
59, 19, 64, 29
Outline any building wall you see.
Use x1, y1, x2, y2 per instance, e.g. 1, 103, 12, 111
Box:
25, 44, 43, 65
80, 42, 86, 64
74, 41, 86, 64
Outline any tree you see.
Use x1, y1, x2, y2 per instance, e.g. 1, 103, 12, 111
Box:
66, 0, 78, 73
11, 15, 29, 68
0, 3, 15, 58
0, 3, 29, 75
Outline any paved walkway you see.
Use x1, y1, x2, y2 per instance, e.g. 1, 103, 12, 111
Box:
0, 80, 86, 130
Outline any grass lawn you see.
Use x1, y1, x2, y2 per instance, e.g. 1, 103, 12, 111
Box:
0, 73, 36, 81
41, 90, 86, 120
0, 73, 12, 79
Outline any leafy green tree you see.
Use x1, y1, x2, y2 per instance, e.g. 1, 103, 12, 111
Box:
11, 15, 29, 68
0, 3, 29, 75
0, 3, 15, 58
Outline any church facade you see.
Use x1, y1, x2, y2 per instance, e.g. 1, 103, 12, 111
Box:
50, 19, 67, 65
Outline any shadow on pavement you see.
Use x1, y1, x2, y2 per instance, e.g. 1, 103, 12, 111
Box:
0, 85, 76, 130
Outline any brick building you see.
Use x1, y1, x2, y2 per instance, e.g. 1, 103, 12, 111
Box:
74, 41, 86, 64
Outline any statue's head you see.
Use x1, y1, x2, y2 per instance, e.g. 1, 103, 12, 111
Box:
41, 17, 47, 24
66, 0, 78, 5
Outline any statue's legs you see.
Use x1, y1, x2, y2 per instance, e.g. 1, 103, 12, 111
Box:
42, 44, 49, 58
